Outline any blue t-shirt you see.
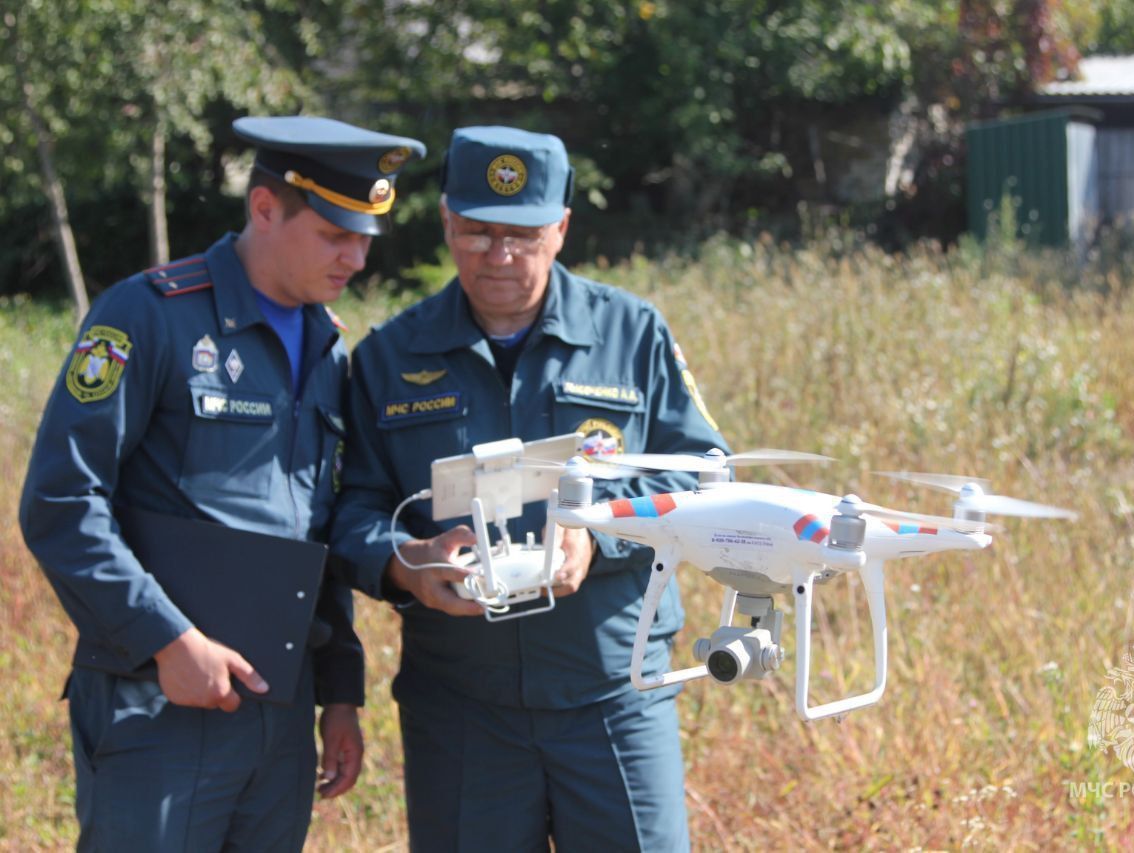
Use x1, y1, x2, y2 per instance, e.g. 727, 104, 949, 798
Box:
254, 290, 305, 393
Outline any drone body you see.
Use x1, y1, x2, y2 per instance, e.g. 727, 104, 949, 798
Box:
560, 481, 991, 592
549, 458, 1069, 722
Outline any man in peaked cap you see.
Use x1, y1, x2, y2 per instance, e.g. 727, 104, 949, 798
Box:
333, 126, 728, 850
20, 116, 425, 852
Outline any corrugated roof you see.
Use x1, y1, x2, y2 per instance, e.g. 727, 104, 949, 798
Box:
1040, 55, 1134, 97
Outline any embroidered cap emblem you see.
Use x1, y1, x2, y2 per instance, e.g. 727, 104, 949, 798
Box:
486, 154, 527, 196
379, 147, 411, 174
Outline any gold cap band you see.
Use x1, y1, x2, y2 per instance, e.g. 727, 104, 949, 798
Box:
284, 170, 396, 216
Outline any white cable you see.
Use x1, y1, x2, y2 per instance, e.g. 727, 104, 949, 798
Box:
463, 575, 511, 612
390, 489, 471, 572
389, 489, 513, 613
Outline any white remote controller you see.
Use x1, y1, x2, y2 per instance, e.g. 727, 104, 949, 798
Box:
451, 497, 564, 620
454, 534, 566, 603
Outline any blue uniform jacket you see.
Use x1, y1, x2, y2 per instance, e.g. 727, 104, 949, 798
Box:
20, 234, 364, 707
331, 262, 728, 708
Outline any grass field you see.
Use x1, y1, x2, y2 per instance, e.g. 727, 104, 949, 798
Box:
3, 229, 1134, 850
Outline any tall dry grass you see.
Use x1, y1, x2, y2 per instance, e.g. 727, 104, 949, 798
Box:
3, 231, 1133, 850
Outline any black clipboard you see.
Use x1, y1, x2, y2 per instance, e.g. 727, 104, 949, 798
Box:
78, 506, 328, 705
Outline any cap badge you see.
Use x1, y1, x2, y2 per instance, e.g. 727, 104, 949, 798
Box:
486, 154, 527, 197
368, 179, 392, 204
379, 147, 411, 174
192, 334, 219, 372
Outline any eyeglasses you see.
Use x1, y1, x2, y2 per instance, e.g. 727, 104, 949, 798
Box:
449, 232, 546, 256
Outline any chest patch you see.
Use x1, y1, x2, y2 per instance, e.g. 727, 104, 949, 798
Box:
192, 390, 275, 422
577, 417, 624, 458
561, 380, 640, 406
401, 369, 447, 386
192, 335, 219, 372
380, 391, 463, 423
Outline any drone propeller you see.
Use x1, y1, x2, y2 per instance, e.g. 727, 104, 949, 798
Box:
876, 471, 991, 494
877, 471, 1077, 521
605, 448, 832, 473
834, 494, 997, 533
520, 456, 640, 480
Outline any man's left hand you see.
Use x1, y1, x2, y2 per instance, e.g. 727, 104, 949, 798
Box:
551, 526, 593, 596
317, 703, 363, 798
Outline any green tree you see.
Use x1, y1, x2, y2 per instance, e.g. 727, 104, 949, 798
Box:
0, 0, 331, 315
340, 0, 1075, 226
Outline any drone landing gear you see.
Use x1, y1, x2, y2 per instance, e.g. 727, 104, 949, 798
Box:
629, 551, 714, 689
793, 558, 888, 721
630, 558, 788, 690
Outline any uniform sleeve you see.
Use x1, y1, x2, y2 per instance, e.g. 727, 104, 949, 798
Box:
311, 346, 367, 705
329, 335, 415, 604
587, 305, 731, 576
312, 574, 366, 706
18, 283, 193, 667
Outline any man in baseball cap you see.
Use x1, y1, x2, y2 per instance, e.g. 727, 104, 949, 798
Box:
333, 125, 726, 851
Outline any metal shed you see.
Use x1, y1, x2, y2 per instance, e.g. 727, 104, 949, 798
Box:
1034, 55, 1134, 229
965, 110, 1098, 247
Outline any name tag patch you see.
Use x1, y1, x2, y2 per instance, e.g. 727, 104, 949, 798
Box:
192, 390, 275, 422
381, 391, 463, 422
560, 380, 640, 406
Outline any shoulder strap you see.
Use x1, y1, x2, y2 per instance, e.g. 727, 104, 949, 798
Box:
144, 255, 213, 297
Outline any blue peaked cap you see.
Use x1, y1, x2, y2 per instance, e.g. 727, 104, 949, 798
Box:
233, 116, 427, 236
442, 126, 574, 227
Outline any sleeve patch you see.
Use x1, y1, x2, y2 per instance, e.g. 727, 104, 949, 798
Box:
66, 325, 132, 403
681, 369, 720, 433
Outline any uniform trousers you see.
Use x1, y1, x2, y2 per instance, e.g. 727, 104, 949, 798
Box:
395, 671, 690, 853
67, 663, 316, 853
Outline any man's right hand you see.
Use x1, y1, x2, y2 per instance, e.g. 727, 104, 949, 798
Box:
153, 627, 268, 711
385, 526, 484, 616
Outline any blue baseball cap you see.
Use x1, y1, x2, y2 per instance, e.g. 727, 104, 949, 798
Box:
442, 126, 575, 227
233, 115, 427, 236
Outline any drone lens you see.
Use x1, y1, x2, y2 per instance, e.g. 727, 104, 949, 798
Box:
707, 650, 739, 683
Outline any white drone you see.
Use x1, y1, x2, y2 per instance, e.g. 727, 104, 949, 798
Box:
396, 432, 627, 621
548, 450, 1077, 721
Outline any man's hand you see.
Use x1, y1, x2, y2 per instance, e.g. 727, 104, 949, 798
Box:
385, 525, 483, 616
153, 627, 268, 711
317, 703, 363, 798
551, 525, 594, 597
